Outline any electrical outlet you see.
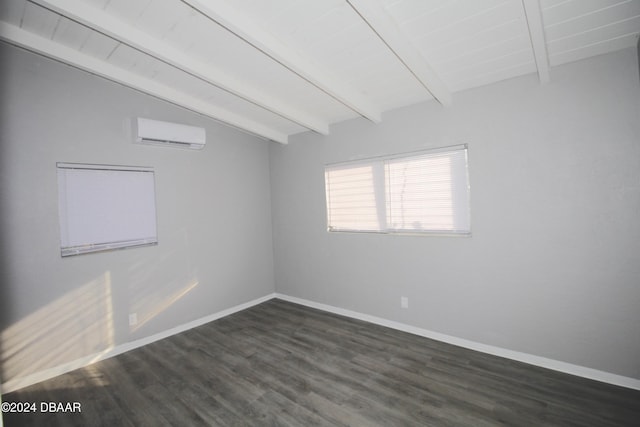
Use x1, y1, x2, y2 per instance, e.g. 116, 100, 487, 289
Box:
129, 313, 138, 326
401, 296, 409, 309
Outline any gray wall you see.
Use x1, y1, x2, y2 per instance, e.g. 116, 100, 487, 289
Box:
270, 47, 640, 379
2, 40, 639, 388
0, 43, 274, 384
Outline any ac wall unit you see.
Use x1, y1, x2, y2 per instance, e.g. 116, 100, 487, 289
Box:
134, 118, 206, 150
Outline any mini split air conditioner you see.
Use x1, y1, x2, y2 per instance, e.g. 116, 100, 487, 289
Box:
134, 117, 206, 150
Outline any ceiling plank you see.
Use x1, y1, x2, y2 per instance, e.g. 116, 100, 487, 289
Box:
346, 0, 452, 107
182, 0, 382, 123
0, 21, 289, 144
522, 0, 551, 83
31, 0, 328, 135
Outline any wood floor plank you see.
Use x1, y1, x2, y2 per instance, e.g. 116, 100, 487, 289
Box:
4, 299, 639, 426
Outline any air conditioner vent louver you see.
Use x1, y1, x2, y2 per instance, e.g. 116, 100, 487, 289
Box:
134, 118, 206, 150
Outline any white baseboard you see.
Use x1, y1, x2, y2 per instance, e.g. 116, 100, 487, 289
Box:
275, 293, 640, 391
1, 293, 276, 394
4, 291, 639, 393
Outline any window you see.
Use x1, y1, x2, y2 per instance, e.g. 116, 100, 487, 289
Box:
57, 163, 158, 256
325, 145, 470, 235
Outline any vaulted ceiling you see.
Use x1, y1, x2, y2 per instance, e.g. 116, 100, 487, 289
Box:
1, 0, 639, 144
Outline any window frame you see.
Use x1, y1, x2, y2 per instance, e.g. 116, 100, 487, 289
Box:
324, 145, 471, 237
57, 162, 159, 257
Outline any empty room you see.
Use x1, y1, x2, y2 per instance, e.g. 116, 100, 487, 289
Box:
1, 0, 639, 426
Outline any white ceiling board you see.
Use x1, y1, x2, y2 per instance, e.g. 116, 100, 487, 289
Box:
266, 0, 344, 41
150, 60, 200, 91
543, 0, 640, 65
435, 34, 532, 75
185, 0, 383, 122
189, 35, 351, 126
189, 7, 368, 124
128, 48, 164, 78
123, 52, 307, 135
364, 80, 432, 112
167, 5, 350, 126
411, 1, 526, 54
103, 0, 152, 23
382, 0, 451, 25
282, 4, 357, 52
84, 0, 110, 8
106, 42, 145, 71
298, 7, 378, 70
453, 61, 538, 91
3, 0, 638, 143
397, 0, 509, 40
342, 51, 434, 111
547, 15, 640, 56
21, 1, 59, 39
231, 65, 354, 124
223, 0, 295, 25
75, 4, 311, 136
347, 0, 452, 106
541, 0, 628, 26
444, 48, 536, 90
549, 32, 639, 65
540, 0, 570, 8
543, 0, 640, 41
423, 19, 523, 60
201, 91, 308, 136
252, 0, 430, 112
79, 30, 120, 61
156, 10, 200, 53
35, 0, 332, 133
51, 16, 91, 51
165, 11, 232, 62
127, 0, 193, 40
0, 20, 289, 143
315, 26, 419, 89
0, 0, 27, 26
386, 0, 532, 95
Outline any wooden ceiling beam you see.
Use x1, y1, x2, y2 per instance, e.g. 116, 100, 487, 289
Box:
0, 21, 289, 144
183, 0, 382, 123
32, 0, 328, 135
522, 0, 551, 83
347, 0, 453, 107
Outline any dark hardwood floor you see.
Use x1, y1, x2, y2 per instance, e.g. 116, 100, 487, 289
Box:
3, 299, 640, 426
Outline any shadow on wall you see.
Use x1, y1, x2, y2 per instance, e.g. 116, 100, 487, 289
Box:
1, 251, 201, 393
127, 228, 200, 335
0, 227, 201, 393
1, 272, 116, 392
130, 278, 199, 334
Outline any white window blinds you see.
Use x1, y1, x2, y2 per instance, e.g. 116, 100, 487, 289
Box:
57, 163, 158, 256
324, 164, 382, 231
324, 146, 470, 235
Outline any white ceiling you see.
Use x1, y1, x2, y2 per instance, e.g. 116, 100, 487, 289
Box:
1, 0, 639, 144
